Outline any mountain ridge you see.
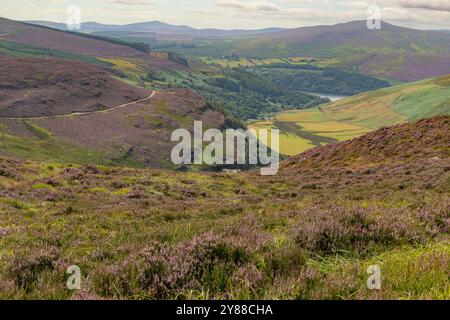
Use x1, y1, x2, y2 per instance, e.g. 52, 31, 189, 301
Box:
25, 20, 287, 37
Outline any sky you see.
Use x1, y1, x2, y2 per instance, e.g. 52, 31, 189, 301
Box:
1, 0, 450, 30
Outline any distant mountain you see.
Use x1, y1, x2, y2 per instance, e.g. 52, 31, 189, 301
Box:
179, 20, 450, 81
25, 20, 286, 38
244, 20, 450, 53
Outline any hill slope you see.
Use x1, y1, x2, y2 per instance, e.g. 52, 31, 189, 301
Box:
0, 17, 184, 70
283, 115, 450, 172
318, 74, 450, 128
0, 85, 224, 168
0, 56, 150, 118
20, 19, 450, 81
250, 74, 450, 155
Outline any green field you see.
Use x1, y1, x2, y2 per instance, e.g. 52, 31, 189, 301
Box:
0, 39, 111, 66
249, 75, 450, 155
199, 56, 334, 68
0, 122, 141, 167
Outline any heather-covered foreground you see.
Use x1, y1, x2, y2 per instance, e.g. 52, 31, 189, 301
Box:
0, 117, 449, 300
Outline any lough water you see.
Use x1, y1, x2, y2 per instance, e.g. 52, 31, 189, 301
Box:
303, 92, 348, 102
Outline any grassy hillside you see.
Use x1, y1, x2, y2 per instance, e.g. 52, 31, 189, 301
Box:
0, 55, 200, 168
24, 23, 151, 53
0, 39, 111, 66
249, 75, 450, 155
0, 116, 448, 299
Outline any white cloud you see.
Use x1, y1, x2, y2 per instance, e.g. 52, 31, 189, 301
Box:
397, 0, 450, 12
217, 1, 281, 12
3, 0, 450, 30
105, 0, 154, 5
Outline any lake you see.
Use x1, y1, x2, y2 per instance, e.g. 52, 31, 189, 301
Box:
303, 92, 348, 102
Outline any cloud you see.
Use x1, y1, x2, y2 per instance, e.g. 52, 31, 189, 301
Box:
105, 0, 154, 5
4, 0, 450, 30
397, 0, 450, 12
108, 0, 450, 29
337, 1, 370, 9
217, 1, 281, 12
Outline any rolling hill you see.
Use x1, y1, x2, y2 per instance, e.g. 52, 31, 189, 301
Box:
0, 55, 225, 168
282, 115, 450, 172
249, 74, 450, 155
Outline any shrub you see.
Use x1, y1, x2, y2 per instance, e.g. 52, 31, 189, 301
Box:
92, 233, 251, 299
293, 205, 432, 255
7, 247, 60, 291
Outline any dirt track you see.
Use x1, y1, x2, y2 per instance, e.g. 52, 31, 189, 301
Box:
0, 91, 156, 120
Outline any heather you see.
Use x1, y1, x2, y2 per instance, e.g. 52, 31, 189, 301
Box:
0, 117, 449, 300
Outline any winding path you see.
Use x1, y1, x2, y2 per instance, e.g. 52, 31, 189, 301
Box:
0, 25, 13, 37
0, 90, 156, 120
